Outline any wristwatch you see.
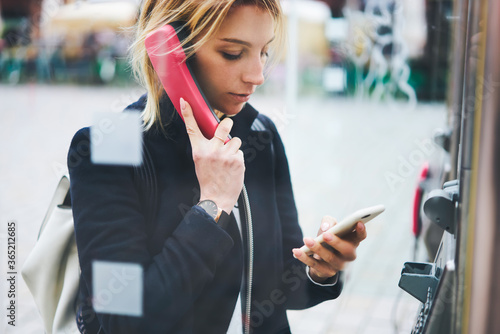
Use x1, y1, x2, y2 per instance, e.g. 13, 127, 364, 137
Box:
196, 200, 223, 222
196, 200, 231, 228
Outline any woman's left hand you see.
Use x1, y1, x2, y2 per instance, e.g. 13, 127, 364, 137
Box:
292, 216, 367, 283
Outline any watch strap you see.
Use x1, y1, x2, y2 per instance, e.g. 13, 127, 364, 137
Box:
217, 210, 231, 229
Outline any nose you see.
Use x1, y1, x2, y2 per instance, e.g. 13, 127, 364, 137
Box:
242, 55, 265, 86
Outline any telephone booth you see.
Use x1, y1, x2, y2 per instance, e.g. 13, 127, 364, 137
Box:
398, 0, 500, 332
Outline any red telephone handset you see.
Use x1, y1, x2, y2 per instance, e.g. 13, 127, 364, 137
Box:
145, 22, 226, 141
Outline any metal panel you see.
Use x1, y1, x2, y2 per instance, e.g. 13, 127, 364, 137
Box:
468, 0, 500, 331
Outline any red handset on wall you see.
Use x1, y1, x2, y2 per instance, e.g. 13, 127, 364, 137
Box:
145, 22, 226, 142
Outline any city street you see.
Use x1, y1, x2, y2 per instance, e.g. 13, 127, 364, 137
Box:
0, 84, 446, 333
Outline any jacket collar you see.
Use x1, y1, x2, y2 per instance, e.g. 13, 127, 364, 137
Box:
228, 102, 259, 142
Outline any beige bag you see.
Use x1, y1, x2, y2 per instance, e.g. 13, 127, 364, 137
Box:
21, 175, 80, 334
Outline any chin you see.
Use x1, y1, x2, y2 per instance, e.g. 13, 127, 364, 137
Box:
220, 103, 246, 117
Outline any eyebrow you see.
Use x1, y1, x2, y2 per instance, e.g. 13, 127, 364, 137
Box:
218, 37, 275, 47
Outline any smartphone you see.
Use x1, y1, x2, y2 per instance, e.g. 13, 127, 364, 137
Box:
299, 204, 385, 256
145, 22, 226, 142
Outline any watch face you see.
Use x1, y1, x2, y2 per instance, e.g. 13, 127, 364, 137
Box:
198, 200, 218, 219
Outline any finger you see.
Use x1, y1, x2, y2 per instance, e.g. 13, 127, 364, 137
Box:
338, 222, 367, 246
303, 236, 353, 264
180, 98, 203, 146
292, 247, 339, 278
321, 233, 358, 262
213, 117, 233, 144
317, 215, 337, 236
224, 136, 242, 153
353, 222, 367, 242
305, 236, 337, 262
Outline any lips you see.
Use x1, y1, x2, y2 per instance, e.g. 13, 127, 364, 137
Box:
229, 92, 252, 103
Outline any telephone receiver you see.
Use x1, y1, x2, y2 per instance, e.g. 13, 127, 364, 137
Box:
145, 21, 229, 143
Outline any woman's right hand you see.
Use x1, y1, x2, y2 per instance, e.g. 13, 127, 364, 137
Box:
180, 98, 245, 214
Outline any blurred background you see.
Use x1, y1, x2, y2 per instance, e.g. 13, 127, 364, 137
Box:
0, 0, 450, 98
0, 0, 456, 333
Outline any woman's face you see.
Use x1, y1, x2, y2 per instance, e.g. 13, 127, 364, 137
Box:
192, 5, 275, 116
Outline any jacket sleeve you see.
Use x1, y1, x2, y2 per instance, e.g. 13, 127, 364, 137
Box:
68, 128, 234, 333
261, 116, 343, 310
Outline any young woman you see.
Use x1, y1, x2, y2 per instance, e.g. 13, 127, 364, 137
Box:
68, 1, 366, 333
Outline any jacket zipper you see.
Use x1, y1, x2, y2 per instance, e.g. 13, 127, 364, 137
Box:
241, 186, 253, 334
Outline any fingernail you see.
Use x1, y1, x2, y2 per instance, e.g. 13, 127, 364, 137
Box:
304, 238, 315, 247
292, 249, 302, 258
180, 97, 186, 111
323, 232, 333, 241
321, 222, 330, 231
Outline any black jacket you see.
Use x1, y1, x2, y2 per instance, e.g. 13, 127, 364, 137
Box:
68, 95, 342, 333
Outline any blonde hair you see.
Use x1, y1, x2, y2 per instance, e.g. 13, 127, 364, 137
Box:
129, 0, 284, 130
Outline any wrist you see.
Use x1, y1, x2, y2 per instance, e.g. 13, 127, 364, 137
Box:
306, 267, 340, 286
309, 269, 337, 284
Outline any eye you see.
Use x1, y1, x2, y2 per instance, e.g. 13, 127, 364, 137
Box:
222, 52, 242, 61
261, 51, 269, 59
